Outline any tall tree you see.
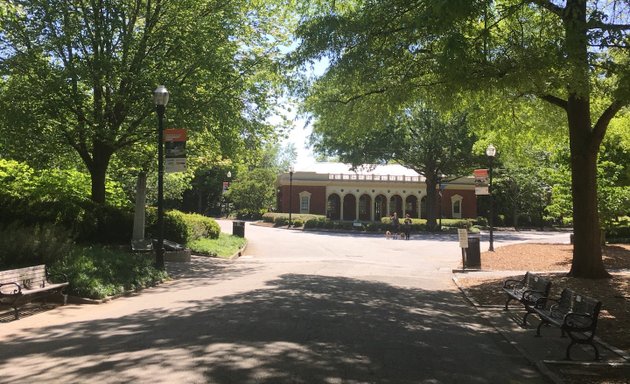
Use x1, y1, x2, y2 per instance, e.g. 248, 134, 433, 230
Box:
293, 0, 630, 278
0, 0, 288, 204
310, 104, 476, 230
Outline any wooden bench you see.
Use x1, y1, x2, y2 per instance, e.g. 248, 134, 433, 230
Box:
502, 272, 552, 326
0, 265, 69, 320
533, 288, 602, 360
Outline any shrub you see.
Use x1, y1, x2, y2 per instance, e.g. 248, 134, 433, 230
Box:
146, 208, 188, 244
304, 217, 328, 228
51, 246, 166, 299
146, 209, 220, 245
75, 202, 135, 244
607, 218, 630, 243
179, 212, 220, 240
475, 216, 488, 227
0, 223, 75, 269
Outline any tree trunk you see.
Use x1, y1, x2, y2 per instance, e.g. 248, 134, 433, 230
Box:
425, 174, 438, 231
567, 117, 609, 278
564, 0, 609, 279
87, 142, 114, 205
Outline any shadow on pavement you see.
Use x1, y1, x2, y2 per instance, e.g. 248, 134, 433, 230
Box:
0, 274, 546, 383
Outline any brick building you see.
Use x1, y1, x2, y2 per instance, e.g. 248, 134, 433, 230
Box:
276, 163, 477, 221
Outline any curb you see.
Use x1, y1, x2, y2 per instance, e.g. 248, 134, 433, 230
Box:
228, 241, 248, 260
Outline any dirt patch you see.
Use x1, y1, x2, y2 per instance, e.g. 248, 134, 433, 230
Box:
457, 243, 630, 353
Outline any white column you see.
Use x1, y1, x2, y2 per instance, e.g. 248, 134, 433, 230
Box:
370, 195, 375, 222
340, 195, 344, 221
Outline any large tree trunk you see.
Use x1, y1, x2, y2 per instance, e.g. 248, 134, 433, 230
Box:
567, 98, 609, 278
563, 0, 609, 279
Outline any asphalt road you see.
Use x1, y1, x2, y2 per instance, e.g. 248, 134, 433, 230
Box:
0, 222, 569, 383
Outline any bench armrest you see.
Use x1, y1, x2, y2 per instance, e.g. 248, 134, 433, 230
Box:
46, 271, 69, 284
536, 296, 559, 309
522, 289, 547, 306
503, 279, 524, 290
563, 312, 595, 330
0, 282, 22, 295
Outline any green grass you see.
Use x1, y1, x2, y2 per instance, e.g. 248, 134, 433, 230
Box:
188, 233, 247, 258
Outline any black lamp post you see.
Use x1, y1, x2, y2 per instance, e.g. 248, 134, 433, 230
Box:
288, 165, 294, 228
154, 85, 169, 270
437, 176, 443, 231
486, 144, 496, 251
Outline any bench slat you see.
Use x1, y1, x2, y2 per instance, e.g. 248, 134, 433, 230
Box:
0, 265, 68, 320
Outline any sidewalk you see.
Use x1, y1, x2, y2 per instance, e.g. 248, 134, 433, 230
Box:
453, 271, 630, 384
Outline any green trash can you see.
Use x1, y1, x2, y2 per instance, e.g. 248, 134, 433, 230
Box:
232, 220, 245, 237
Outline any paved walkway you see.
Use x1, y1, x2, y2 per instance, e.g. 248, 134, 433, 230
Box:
0, 222, 615, 383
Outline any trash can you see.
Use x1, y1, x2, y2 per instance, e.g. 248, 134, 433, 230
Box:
465, 236, 481, 268
232, 220, 245, 237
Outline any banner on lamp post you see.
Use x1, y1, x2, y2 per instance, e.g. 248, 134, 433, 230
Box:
473, 168, 489, 195
164, 129, 187, 173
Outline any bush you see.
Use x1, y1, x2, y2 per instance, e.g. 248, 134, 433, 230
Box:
146, 209, 220, 245
263, 213, 325, 226
304, 216, 328, 228
607, 218, 630, 243
475, 216, 488, 227
74, 202, 134, 244
440, 219, 474, 229
51, 246, 166, 299
0, 223, 75, 269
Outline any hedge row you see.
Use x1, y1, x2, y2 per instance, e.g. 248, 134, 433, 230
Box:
0, 194, 220, 246
263, 213, 477, 232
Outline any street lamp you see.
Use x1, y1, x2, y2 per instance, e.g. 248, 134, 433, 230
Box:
486, 144, 497, 251
154, 85, 169, 270
437, 176, 443, 231
288, 165, 294, 228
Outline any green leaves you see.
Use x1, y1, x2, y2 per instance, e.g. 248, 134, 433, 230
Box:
0, 0, 291, 203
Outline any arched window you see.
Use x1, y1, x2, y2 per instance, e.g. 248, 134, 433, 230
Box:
405, 195, 418, 218
327, 194, 341, 220
374, 194, 387, 220
390, 195, 403, 217
359, 194, 371, 221
299, 191, 311, 214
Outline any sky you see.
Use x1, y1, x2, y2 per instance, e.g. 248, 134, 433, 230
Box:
279, 57, 330, 170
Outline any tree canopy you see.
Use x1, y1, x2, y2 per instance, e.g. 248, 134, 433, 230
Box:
292, 0, 630, 278
0, 0, 291, 204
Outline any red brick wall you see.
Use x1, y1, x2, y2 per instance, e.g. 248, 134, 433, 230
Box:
279, 185, 327, 215
440, 189, 477, 219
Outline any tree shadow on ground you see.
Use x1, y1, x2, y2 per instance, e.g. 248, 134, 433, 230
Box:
0, 274, 544, 384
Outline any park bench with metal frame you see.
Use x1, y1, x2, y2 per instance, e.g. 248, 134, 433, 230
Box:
502, 271, 552, 325
0, 264, 69, 320
533, 288, 602, 360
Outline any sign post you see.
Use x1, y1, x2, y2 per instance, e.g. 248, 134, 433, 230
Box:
458, 228, 469, 269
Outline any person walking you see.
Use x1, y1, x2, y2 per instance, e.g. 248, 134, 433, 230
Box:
403, 214, 412, 240
391, 212, 400, 239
